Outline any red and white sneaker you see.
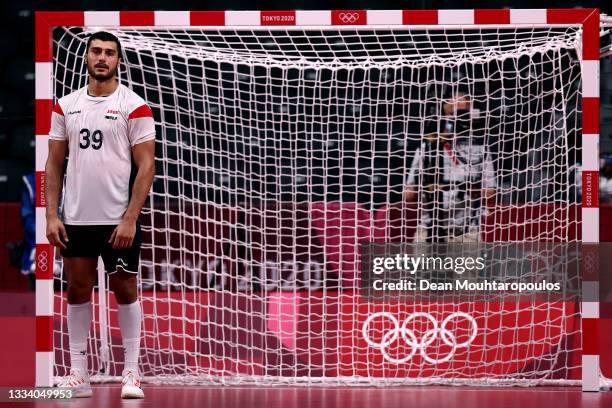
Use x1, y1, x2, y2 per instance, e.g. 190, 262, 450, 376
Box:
57, 369, 92, 398
121, 369, 144, 399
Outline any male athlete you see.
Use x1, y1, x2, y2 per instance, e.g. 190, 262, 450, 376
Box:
404, 91, 496, 242
45, 31, 155, 399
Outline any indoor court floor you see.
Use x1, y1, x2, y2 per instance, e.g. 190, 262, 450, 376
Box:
2, 385, 610, 407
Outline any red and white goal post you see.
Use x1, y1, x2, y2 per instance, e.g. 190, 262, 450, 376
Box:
34, 9, 607, 390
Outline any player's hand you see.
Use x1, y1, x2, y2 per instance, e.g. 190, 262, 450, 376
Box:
404, 186, 417, 202
46, 216, 68, 249
109, 220, 136, 250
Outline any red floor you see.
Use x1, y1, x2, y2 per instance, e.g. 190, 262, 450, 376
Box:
2, 385, 612, 408
2, 291, 612, 407
0, 292, 35, 387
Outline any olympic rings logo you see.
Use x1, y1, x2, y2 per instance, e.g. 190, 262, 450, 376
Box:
583, 252, 596, 274
338, 12, 360, 24
37, 250, 48, 272
362, 312, 478, 365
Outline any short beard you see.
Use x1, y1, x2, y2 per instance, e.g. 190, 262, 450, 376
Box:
87, 64, 117, 81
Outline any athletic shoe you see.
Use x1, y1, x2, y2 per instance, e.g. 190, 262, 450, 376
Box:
121, 369, 144, 399
56, 368, 92, 398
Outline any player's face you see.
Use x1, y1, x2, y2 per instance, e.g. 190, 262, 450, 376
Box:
86, 40, 120, 81
443, 94, 471, 116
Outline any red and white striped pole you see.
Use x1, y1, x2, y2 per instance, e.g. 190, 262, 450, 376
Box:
548, 7, 604, 393
34, 12, 55, 388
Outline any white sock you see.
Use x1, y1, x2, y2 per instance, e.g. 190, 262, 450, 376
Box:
67, 301, 92, 375
118, 300, 142, 373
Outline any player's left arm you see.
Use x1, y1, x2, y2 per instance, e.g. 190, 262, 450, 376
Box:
109, 140, 155, 249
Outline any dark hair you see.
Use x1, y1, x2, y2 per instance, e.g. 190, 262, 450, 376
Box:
86, 31, 122, 58
442, 88, 469, 101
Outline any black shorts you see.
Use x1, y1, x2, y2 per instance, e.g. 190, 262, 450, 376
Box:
60, 223, 142, 274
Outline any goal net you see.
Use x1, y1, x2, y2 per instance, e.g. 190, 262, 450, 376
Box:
51, 22, 589, 386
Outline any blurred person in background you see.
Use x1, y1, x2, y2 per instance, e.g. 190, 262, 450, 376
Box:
600, 155, 612, 204
404, 91, 496, 242
20, 172, 35, 288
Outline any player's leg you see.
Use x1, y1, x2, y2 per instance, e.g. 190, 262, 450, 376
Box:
109, 269, 143, 398
62, 258, 96, 396
109, 268, 138, 304
431, 189, 449, 242
109, 270, 141, 375
447, 189, 466, 239
65, 257, 97, 304
103, 224, 144, 399
106, 234, 141, 374
58, 226, 101, 398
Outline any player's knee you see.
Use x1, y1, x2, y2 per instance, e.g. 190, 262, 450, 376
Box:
67, 281, 94, 304
110, 273, 138, 304
114, 288, 138, 304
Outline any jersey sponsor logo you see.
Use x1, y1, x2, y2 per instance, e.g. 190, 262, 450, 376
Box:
67, 110, 81, 115
105, 109, 120, 120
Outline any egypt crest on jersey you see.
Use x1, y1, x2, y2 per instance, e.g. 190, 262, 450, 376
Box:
49, 84, 156, 225
105, 109, 119, 121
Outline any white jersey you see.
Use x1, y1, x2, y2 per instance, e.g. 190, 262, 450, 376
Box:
406, 141, 496, 189
49, 84, 155, 225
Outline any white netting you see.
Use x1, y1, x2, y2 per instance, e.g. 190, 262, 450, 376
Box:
51, 24, 586, 386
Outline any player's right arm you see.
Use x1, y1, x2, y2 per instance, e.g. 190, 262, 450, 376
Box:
45, 103, 69, 248
404, 146, 422, 202
45, 140, 68, 248
480, 148, 496, 201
